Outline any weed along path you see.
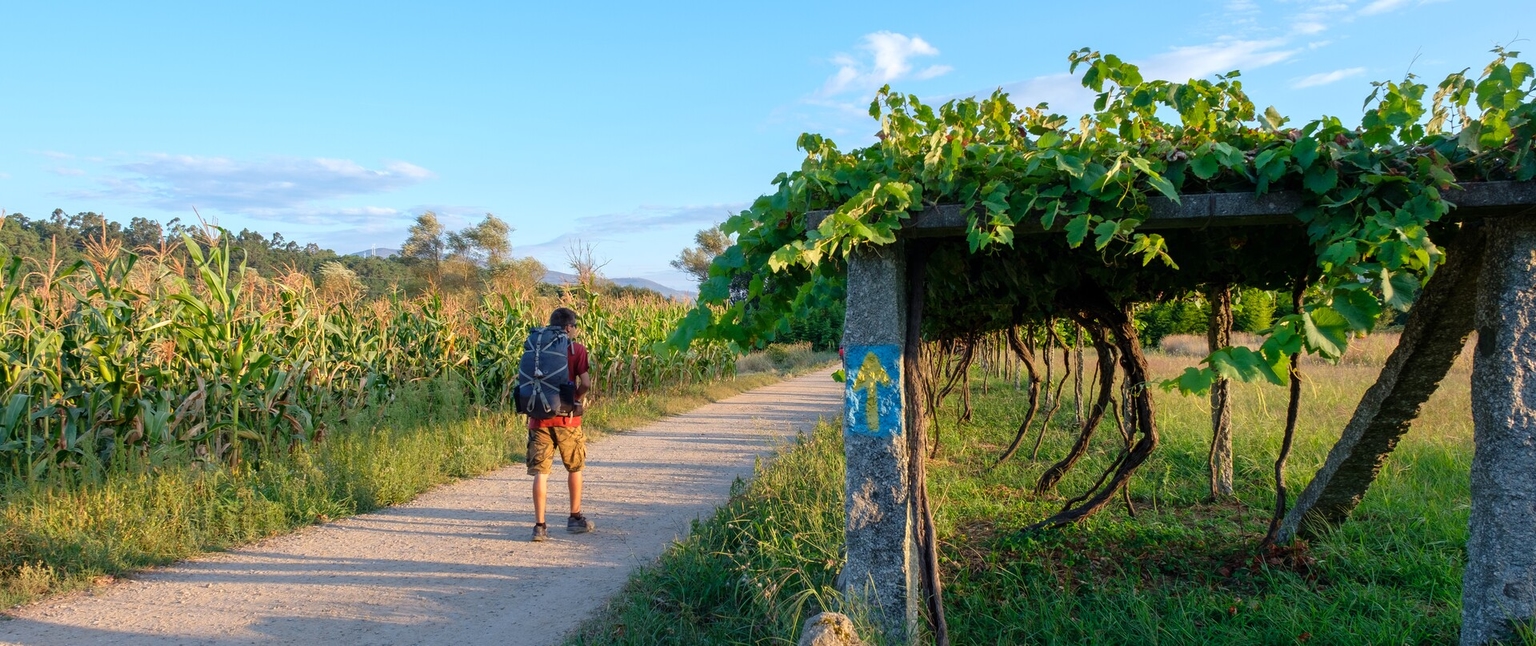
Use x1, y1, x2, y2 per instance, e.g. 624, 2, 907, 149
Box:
0, 368, 841, 646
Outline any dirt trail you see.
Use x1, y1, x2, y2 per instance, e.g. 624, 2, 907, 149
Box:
0, 368, 841, 646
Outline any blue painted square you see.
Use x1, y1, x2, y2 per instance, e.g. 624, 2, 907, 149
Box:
843, 344, 903, 437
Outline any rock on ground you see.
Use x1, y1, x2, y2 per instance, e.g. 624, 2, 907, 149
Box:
799, 612, 865, 646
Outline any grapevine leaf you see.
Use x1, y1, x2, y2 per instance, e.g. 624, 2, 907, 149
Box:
1262, 106, 1288, 131
1190, 153, 1220, 180
1167, 367, 1214, 395
1293, 136, 1319, 169
1129, 157, 1180, 202
1383, 270, 1420, 311
1093, 220, 1120, 250
1331, 288, 1382, 331
1304, 306, 1351, 358
1303, 164, 1338, 194
1064, 214, 1093, 247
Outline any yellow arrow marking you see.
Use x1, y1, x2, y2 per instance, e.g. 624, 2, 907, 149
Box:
852, 351, 892, 432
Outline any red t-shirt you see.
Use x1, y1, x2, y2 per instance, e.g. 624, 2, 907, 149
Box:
528, 341, 589, 429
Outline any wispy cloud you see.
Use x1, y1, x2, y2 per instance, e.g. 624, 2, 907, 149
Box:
1140, 39, 1298, 80
818, 31, 951, 98
1360, 0, 1449, 15
1286, 1, 1354, 36
1359, 0, 1411, 15
1292, 66, 1368, 88
989, 39, 1298, 115
48, 167, 87, 177
69, 154, 434, 224
35, 150, 73, 160
516, 203, 746, 273
520, 203, 743, 252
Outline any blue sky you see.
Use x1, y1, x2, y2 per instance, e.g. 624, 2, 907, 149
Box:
2, 0, 1531, 290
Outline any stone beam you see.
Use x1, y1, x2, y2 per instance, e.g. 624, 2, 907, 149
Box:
1462, 215, 1536, 645
804, 180, 1536, 234
840, 244, 921, 643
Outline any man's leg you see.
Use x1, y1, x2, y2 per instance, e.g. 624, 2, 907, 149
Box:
527, 426, 555, 538
532, 473, 548, 525
556, 425, 593, 533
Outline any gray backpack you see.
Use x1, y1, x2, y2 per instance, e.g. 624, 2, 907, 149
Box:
514, 326, 578, 419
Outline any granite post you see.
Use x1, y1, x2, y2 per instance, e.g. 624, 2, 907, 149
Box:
840, 244, 920, 643
1463, 216, 1536, 645
1278, 224, 1485, 542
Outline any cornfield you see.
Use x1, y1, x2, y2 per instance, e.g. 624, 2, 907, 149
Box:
0, 230, 733, 480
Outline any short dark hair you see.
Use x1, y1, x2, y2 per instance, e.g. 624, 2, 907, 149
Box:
549, 307, 578, 329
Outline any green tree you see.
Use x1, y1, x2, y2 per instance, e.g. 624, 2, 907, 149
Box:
123, 217, 164, 250
670, 225, 732, 283
446, 213, 513, 269
401, 211, 446, 283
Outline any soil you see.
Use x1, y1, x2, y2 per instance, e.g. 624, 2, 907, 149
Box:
0, 368, 841, 646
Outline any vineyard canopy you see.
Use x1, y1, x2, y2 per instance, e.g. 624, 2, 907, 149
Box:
668, 47, 1536, 646
671, 47, 1535, 385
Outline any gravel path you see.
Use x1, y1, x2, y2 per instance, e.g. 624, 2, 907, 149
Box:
0, 368, 841, 646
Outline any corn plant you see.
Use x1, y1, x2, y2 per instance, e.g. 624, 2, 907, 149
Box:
0, 230, 731, 481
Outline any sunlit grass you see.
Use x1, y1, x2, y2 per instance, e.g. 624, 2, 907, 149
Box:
581, 334, 1476, 644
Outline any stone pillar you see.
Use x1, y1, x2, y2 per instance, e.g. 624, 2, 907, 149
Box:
1463, 216, 1536, 646
840, 244, 920, 643
1278, 224, 1485, 542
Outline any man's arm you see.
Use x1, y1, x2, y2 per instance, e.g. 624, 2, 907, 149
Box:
575, 371, 591, 400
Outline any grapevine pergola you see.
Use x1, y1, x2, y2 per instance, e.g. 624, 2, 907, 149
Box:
815, 180, 1535, 644
673, 48, 1536, 645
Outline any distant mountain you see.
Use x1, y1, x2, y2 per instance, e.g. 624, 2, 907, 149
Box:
349, 247, 400, 258
612, 277, 694, 300
340, 253, 692, 300
541, 270, 694, 301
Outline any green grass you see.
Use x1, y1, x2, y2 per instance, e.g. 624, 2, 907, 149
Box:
568, 420, 864, 646
0, 346, 833, 609
578, 342, 1478, 645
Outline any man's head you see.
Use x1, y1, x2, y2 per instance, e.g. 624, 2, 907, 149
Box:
549, 307, 579, 335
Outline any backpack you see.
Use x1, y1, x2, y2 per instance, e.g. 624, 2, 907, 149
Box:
514, 326, 579, 419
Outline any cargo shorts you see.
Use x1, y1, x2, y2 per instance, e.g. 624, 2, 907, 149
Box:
527, 425, 586, 475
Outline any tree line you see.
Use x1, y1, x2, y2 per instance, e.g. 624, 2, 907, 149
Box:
0, 209, 680, 301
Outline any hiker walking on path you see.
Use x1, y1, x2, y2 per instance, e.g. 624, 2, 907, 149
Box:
516, 306, 596, 542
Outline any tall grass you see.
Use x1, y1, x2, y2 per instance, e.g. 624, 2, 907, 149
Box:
0, 345, 830, 608
579, 339, 1479, 644
568, 421, 868, 646
929, 345, 1473, 644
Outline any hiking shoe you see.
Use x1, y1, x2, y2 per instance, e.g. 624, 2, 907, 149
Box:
567, 513, 594, 534
531, 523, 549, 542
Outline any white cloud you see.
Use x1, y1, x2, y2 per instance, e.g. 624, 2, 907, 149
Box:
1140, 39, 1298, 80
515, 203, 746, 282
70, 154, 434, 224
521, 203, 744, 255
48, 167, 87, 177
915, 65, 954, 80
988, 39, 1298, 115
819, 31, 949, 97
35, 150, 73, 160
1360, 0, 1411, 15
1283, 1, 1354, 36
0, 172, 12, 180
1292, 66, 1368, 88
